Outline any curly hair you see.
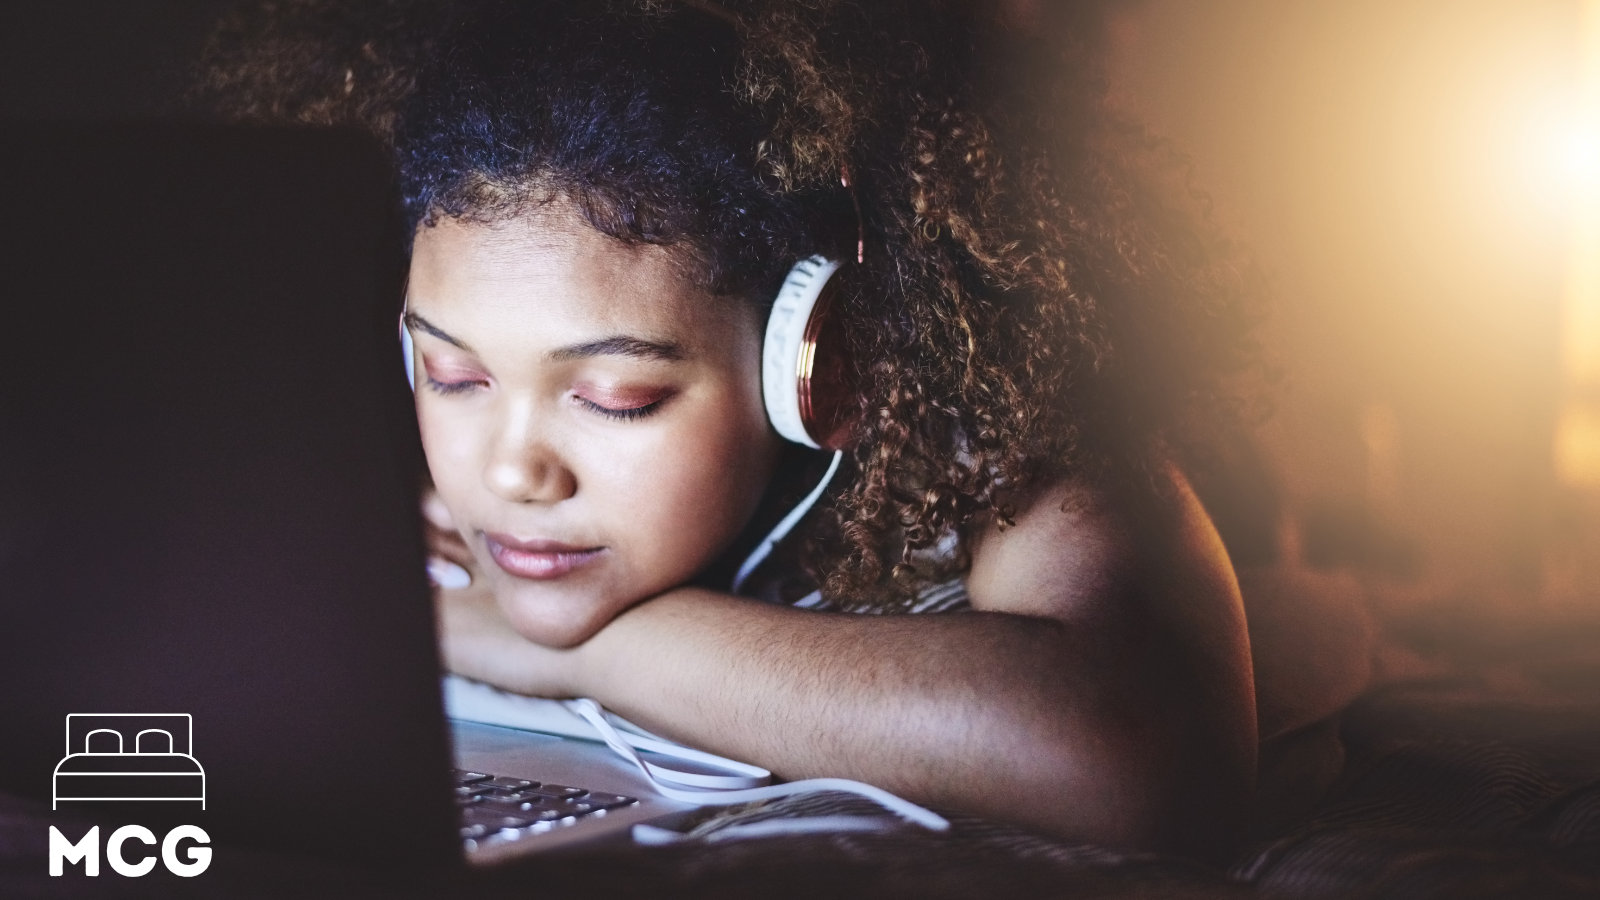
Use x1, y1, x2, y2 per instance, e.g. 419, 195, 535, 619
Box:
198, 0, 1268, 611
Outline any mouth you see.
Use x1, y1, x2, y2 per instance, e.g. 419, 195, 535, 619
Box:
482, 533, 606, 580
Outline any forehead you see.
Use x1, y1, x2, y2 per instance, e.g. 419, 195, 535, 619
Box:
407, 208, 752, 342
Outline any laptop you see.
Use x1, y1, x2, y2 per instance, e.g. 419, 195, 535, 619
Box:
0, 123, 709, 870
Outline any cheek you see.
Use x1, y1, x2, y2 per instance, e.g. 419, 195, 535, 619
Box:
603, 400, 778, 565
415, 401, 481, 509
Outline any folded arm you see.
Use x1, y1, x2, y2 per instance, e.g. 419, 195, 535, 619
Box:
437, 465, 1256, 854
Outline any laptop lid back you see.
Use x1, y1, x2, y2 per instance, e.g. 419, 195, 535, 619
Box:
0, 124, 457, 868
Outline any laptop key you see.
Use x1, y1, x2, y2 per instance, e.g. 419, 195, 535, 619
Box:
453, 770, 631, 844
529, 783, 587, 800
520, 799, 603, 821
488, 804, 565, 823
480, 795, 569, 818
478, 791, 543, 806
580, 791, 637, 810
462, 807, 537, 831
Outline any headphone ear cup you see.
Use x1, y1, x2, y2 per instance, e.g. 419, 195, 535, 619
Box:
762, 256, 858, 450
400, 318, 416, 390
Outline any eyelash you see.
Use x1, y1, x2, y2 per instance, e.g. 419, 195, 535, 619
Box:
423, 376, 483, 396
575, 396, 666, 421
425, 377, 665, 422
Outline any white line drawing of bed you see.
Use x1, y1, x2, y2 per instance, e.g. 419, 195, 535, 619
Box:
52, 714, 206, 810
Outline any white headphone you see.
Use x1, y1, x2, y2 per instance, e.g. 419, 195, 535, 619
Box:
762, 255, 845, 449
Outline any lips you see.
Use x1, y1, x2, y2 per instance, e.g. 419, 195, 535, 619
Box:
483, 533, 605, 580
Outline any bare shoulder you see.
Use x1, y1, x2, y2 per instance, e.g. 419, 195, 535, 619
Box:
964, 461, 1256, 716
967, 461, 1245, 635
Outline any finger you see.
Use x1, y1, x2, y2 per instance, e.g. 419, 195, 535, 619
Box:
421, 488, 456, 530
427, 556, 473, 589
424, 525, 476, 569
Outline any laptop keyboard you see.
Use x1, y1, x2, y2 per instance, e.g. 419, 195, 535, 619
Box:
453, 769, 638, 845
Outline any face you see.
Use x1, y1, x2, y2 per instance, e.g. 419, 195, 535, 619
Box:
406, 208, 783, 648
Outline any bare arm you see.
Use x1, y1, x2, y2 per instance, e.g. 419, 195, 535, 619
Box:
437, 465, 1256, 854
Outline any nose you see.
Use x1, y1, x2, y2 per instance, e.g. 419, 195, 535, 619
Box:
483, 398, 577, 504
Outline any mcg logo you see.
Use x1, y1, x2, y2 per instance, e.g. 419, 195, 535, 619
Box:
47, 714, 211, 878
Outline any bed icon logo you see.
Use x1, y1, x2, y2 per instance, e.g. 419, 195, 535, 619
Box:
52, 714, 206, 810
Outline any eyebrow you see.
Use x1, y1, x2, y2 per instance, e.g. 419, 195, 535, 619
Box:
403, 312, 470, 351
403, 312, 685, 364
547, 336, 686, 364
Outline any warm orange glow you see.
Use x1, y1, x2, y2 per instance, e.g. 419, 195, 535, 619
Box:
1559, 124, 1600, 191
1111, 1, 1593, 594
1556, 404, 1600, 486
1556, 0, 1600, 486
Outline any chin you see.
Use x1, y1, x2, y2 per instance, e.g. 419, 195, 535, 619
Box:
495, 584, 628, 649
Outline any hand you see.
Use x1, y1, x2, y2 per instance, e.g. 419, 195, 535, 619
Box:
421, 485, 586, 697
421, 486, 475, 589
433, 575, 588, 698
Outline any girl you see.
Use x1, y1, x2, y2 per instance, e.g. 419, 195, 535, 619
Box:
208, 0, 1276, 855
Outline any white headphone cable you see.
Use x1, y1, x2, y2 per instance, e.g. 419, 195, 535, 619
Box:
731, 449, 843, 594
563, 698, 950, 837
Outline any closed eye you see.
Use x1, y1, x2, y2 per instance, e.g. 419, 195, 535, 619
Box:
420, 356, 490, 395
424, 375, 487, 395
574, 395, 668, 421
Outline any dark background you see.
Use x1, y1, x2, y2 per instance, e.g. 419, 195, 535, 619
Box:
0, 1, 220, 121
